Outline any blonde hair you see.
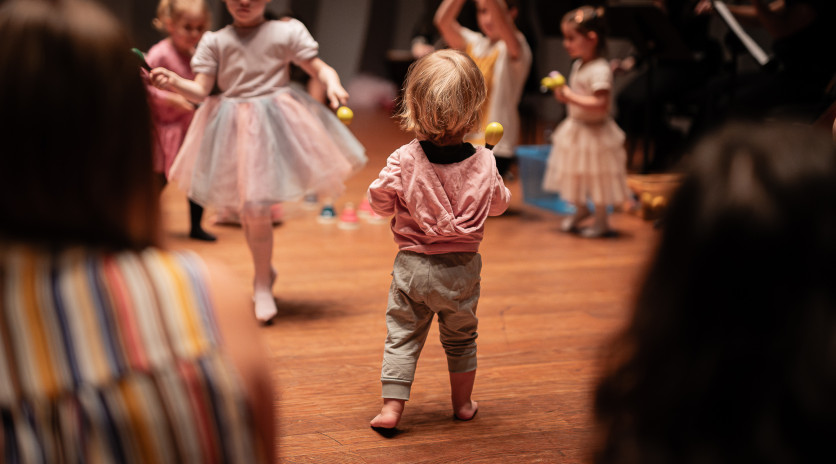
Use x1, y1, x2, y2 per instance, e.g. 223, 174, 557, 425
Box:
153, 0, 210, 33
398, 49, 486, 144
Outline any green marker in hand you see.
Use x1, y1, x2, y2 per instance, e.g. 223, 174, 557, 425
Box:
131, 48, 151, 71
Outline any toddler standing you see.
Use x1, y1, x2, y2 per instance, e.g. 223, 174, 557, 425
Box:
435, 0, 532, 177
150, 0, 366, 322
542, 6, 631, 238
146, 0, 215, 241
367, 49, 511, 430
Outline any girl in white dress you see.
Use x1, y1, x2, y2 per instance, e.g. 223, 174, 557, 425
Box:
150, 0, 366, 322
542, 6, 630, 238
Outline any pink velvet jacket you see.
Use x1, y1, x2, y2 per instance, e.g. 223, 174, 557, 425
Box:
368, 139, 511, 254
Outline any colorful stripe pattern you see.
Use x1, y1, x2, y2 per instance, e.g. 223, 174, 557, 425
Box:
0, 245, 259, 463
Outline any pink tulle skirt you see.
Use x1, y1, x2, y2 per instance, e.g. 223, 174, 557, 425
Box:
169, 87, 366, 210
541, 117, 631, 206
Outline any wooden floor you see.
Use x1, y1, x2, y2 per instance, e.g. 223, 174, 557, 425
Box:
159, 107, 661, 463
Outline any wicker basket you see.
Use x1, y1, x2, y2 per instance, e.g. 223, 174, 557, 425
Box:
626, 173, 682, 220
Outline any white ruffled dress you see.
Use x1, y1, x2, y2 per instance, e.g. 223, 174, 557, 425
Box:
542, 58, 630, 206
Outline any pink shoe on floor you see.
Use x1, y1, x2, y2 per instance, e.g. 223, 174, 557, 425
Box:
338, 203, 360, 230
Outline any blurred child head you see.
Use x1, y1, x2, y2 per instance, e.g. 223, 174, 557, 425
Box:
221, 0, 270, 27
153, 0, 211, 55
398, 49, 486, 145
593, 122, 836, 463
0, 0, 160, 250
561, 5, 607, 59
475, 0, 518, 42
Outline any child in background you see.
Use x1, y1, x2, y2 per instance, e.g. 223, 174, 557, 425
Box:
146, 0, 216, 241
367, 49, 511, 430
150, 0, 366, 323
435, 0, 532, 178
212, 10, 321, 227
542, 6, 631, 238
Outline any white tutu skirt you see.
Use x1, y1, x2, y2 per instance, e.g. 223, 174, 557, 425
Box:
541, 117, 631, 206
169, 87, 366, 210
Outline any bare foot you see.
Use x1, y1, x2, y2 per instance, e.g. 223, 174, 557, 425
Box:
450, 370, 477, 420
370, 398, 405, 429
454, 400, 478, 421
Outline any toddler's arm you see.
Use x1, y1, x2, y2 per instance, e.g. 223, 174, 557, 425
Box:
434, 0, 468, 50
435, 0, 524, 59
479, 0, 524, 59
488, 171, 511, 216
146, 85, 196, 113
298, 57, 348, 110
149, 68, 214, 104
554, 86, 610, 114
367, 151, 403, 216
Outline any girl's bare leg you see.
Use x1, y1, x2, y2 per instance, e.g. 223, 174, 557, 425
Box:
242, 203, 278, 323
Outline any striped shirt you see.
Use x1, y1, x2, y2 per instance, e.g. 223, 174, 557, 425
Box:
0, 244, 260, 463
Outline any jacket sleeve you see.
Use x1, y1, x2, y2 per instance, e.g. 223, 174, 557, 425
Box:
488, 170, 511, 216
367, 149, 402, 216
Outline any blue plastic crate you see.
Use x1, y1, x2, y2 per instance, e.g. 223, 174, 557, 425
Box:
515, 145, 575, 214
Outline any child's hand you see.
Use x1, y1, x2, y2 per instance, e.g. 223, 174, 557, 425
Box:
325, 82, 349, 110
149, 68, 176, 91
300, 57, 348, 110
553, 85, 570, 104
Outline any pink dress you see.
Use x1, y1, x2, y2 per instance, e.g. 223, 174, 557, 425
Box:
168, 19, 366, 211
542, 58, 631, 206
145, 38, 195, 177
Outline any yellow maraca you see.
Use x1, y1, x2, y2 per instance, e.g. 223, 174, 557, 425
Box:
337, 105, 354, 125
540, 71, 566, 93
485, 122, 504, 150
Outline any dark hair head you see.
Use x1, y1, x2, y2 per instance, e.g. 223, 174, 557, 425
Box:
593, 122, 836, 463
562, 5, 607, 54
0, 0, 160, 250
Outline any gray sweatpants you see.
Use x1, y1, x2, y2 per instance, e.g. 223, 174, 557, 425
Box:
380, 250, 482, 400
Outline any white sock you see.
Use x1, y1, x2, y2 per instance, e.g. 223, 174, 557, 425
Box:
243, 204, 278, 322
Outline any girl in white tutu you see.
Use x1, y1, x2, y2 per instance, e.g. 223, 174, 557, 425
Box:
542, 6, 630, 238
150, 0, 366, 322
